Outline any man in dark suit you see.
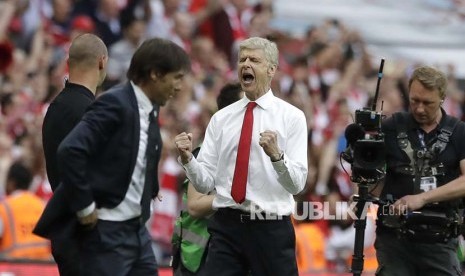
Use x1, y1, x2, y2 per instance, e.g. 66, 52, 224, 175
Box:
35, 38, 191, 276
42, 33, 108, 276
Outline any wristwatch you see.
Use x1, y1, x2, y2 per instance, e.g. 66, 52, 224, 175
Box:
271, 151, 284, 162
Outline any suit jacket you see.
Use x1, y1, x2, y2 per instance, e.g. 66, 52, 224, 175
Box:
34, 82, 162, 239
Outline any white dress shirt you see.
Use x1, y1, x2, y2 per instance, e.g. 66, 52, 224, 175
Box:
97, 82, 153, 221
183, 90, 308, 215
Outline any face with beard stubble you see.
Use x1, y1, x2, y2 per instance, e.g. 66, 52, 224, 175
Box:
409, 79, 443, 129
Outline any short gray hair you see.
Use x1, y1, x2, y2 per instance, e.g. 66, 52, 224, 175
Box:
238, 37, 279, 67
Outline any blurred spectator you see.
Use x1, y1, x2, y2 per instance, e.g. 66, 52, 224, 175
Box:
44, 0, 74, 47
207, 0, 255, 67
0, 41, 14, 75
169, 11, 195, 53
295, 220, 327, 273
187, 0, 222, 38
3, 0, 40, 52
70, 15, 96, 36
0, 162, 52, 261
106, 10, 146, 86
91, 0, 123, 46
146, 0, 182, 40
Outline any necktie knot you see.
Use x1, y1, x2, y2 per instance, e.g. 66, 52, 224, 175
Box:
247, 102, 257, 110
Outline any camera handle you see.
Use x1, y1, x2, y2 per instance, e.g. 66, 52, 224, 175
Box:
351, 184, 375, 276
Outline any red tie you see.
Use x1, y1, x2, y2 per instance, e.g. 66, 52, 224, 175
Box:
231, 102, 257, 203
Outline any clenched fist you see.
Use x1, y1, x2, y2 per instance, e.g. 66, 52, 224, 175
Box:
175, 132, 193, 164
259, 130, 282, 161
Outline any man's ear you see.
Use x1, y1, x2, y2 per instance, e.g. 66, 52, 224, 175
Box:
267, 64, 277, 77
150, 71, 158, 81
150, 71, 163, 82
98, 55, 106, 70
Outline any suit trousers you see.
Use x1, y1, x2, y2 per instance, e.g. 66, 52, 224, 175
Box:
77, 218, 158, 276
205, 208, 298, 276
51, 237, 80, 276
173, 250, 208, 276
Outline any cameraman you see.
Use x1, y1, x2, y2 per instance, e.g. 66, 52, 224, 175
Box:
374, 66, 465, 276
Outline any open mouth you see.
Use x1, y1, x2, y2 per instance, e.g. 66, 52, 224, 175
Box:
242, 72, 255, 84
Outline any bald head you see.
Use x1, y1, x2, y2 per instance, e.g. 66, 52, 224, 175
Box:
68, 33, 108, 69
68, 33, 108, 92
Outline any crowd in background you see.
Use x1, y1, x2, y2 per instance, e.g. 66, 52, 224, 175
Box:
1, 0, 465, 273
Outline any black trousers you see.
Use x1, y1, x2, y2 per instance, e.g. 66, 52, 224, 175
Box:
205, 208, 298, 276
77, 218, 158, 276
375, 232, 462, 276
173, 248, 208, 276
51, 238, 80, 276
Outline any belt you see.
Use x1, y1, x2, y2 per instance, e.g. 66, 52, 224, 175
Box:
217, 208, 289, 223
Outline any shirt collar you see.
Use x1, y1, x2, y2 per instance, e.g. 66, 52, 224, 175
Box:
131, 81, 153, 115
240, 89, 274, 110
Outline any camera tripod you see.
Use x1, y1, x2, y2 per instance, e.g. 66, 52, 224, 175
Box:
350, 183, 378, 276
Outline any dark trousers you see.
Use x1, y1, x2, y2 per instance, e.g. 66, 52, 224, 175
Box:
173, 249, 208, 276
51, 238, 80, 276
205, 208, 298, 276
78, 218, 158, 276
375, 232, 462, 276
172, 234, 209, 276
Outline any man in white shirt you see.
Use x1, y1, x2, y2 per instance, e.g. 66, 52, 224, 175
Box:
175, 37, 308, 276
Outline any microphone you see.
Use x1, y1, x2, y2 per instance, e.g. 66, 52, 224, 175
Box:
342, 123, 365, 163
344, 123, 365, 148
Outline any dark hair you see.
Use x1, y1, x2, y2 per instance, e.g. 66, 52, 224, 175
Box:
127, 38, 191, 84
7, 162, 32, 190
216, 82, 242, 110
119, 8, 142, 31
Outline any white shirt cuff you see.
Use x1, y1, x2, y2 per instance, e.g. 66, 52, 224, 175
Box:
77, 202, 96, 218
271, 154, 287, 173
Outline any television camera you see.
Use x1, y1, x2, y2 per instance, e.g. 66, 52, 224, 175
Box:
342, 60, 386, 185
342, 59, 386, 276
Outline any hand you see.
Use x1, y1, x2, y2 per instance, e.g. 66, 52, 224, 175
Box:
259, 130, 281, 161
391, 194, 426, 215
175, 132, 193, 164
77, 209, 98, 229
